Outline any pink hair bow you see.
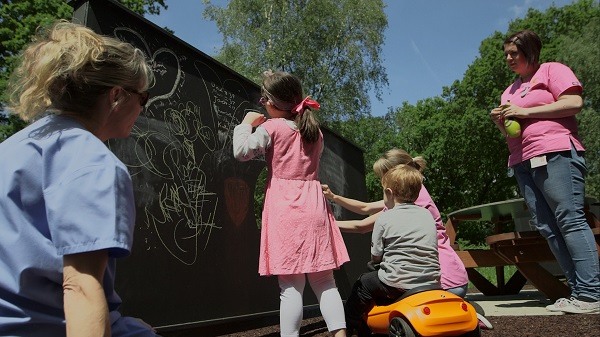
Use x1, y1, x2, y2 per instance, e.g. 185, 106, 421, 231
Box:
293, 96, 320, 115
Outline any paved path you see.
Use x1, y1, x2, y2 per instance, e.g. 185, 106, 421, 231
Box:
466, 289, 564, 316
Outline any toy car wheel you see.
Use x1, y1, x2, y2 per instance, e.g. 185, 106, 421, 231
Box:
389, 317, 416, 337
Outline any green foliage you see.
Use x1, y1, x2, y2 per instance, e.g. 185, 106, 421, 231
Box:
202, 0, 389, 122
119, 0, 168, 16
386, 96, 517, 217
253, 167, 267, 229
557, 15, 600, 111
471, 266, 518, 289
577, 108, 600, 199
330, 114, 397, 201
0, 113, 27, 142
0, 0, 73, 107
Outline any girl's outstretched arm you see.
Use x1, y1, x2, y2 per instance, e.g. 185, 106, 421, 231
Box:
336, 212, 381, 234
322, 184, 384, 215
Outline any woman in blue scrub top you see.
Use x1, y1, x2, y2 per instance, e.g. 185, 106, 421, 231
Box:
0, 21, 157, 336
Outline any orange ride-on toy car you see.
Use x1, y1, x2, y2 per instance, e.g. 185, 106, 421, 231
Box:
366, 284, 481, 337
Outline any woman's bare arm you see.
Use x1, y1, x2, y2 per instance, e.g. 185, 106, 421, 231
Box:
63, 250, 110, 337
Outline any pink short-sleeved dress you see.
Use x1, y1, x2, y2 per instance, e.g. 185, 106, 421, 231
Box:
259, 118, 349, 276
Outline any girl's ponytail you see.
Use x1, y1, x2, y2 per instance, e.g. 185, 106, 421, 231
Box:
410, 156, 427, 173
295, 108, 320, 143
292, 96, 321, 143
373, 149, 427, 178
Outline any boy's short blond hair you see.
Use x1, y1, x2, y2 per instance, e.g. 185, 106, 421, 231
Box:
381, 164, 423, 203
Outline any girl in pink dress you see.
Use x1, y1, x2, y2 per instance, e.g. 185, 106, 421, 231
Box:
233, 70, 349, 337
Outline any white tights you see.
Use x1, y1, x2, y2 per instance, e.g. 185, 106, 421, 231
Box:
278, 270, 346, 337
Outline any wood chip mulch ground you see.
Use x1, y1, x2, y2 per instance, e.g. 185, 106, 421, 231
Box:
160, 312, 600, 337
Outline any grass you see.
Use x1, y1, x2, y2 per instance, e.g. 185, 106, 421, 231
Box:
468, 265, 518, 289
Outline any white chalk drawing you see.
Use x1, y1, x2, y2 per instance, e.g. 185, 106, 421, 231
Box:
108, 26, 259, 265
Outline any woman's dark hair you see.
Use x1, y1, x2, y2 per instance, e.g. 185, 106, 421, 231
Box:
504, 30, 542, 67
262, 71, 320, 143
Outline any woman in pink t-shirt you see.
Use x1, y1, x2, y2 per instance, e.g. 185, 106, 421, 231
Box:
489, 30, 599, 314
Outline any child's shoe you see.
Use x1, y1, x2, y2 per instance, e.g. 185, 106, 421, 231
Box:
476, 313, 493, 330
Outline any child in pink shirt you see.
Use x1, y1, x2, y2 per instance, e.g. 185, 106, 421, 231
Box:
323, 149, 469, 294
322, 148, 494, 329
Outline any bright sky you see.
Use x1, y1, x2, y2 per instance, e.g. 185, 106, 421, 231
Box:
147, 0, 576, 116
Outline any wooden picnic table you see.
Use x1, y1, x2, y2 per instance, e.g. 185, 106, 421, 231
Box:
445, 197, 600, 302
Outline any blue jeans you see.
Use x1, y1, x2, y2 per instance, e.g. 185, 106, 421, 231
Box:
512, 145, 600, 301
445, 284, 469, 298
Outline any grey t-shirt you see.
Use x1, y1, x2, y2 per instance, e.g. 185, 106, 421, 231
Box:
371, 203, 441, 290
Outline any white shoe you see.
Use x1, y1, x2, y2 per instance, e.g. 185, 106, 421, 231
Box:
545, 297, 573, 312
560, 298, 600, 314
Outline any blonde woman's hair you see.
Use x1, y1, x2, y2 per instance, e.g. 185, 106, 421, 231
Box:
372, 148, 426, 179
261, 70, 320, 143
381, 164, 423, 203
6, 20, 154, 121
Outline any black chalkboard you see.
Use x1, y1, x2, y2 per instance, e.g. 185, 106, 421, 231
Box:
71, 0, 370, 332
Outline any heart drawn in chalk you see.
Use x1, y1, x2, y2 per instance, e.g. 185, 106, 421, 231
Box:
113, 27, 181, 108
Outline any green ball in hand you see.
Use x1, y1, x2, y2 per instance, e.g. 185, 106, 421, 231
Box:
504, 119, 521, 138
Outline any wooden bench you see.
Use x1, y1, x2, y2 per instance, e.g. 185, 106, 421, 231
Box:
485, 226, 600, 301
445, 198, 600, 301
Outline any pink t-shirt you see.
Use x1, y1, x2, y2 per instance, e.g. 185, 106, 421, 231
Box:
416, 186, 469, 289
500, 62, 584, 166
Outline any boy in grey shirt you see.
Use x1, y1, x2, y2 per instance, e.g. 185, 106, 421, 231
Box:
345, 164, 441, 336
